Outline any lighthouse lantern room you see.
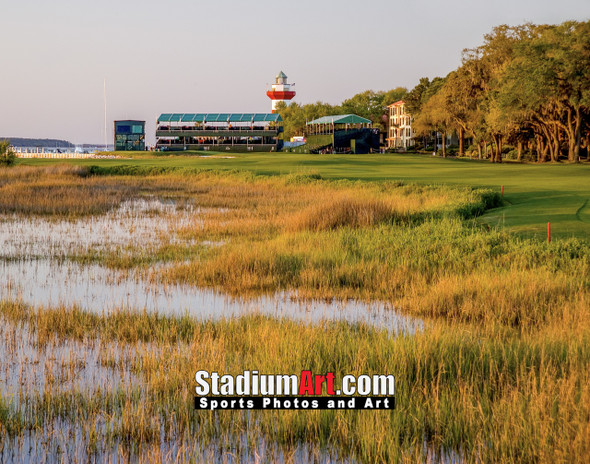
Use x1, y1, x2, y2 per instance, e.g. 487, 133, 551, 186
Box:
267, 71, 296, 113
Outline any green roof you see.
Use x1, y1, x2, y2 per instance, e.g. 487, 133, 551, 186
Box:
158, 113, 282, 123
307, 114, 372, 125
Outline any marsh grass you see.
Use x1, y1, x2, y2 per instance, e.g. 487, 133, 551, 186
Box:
0, 165, 204, 217
161, 215, 588, 329
288, 197, 402, 231
1, 166, 589, 462
1, 301, 589, 463
0, 165, 137, 216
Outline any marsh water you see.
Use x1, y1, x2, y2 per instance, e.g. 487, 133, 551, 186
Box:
0, 198, 422, 333
0, 198, 432, 463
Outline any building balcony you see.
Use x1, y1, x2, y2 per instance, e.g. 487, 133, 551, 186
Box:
156, 127, 282, 138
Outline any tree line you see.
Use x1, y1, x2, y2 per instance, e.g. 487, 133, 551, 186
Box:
407, 20, 590, 162
276, 88, 407, 140
1, 137, 75, 148
279, 20, 589, 162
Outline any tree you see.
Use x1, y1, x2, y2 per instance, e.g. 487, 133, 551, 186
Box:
405, 77, 448, 152
382, 87, 409, 107
340, 88, 407, 131
276, 101, 338, 140
404, 77, 431, 116
413, 88, 453, 157
277, 88, 408, 139
455, 23, 540, 162
441, 66, 488, 157
498, 21, 590, 162
0, 140, 17, 166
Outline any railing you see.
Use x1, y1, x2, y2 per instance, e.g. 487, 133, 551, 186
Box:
157, 126, 281, 133
155, 143, 279, 153
16, 152, 102, 159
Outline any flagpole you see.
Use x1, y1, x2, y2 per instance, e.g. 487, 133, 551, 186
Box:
104, 78, 107, 151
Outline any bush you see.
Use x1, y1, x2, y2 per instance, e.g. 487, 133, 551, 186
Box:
0, 140, 17, 166
504, 149, 519, 160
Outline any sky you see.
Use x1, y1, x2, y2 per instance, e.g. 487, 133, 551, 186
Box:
1, 0, 589, 145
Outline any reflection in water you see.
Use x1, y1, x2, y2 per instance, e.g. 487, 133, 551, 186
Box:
1, 259, 422, 334
0, 198, 200, 259
0, 319, 362, 463
0, 428, 361, 464
0, 198, 433, 463
0, 318, 141, 401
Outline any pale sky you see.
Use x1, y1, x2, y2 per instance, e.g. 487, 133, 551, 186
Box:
1, 0, 589, 145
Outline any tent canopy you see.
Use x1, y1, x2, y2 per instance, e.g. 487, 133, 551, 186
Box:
307, 114, 372, 125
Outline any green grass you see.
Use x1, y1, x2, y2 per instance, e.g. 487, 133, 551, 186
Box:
20, 152, 590, 240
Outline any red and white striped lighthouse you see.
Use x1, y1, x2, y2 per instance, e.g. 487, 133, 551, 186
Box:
267, 71, 296, 113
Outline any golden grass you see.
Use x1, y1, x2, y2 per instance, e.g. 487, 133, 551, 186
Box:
288, 197, 397, 231
1, 167, 589, 462
1, 301, 589, 463
10, 166, 576, 331
0, 165, 135, 216
2, 166, 585, 330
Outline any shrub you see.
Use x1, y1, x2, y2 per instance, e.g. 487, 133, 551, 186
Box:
0, 140, 17, 166
504, 149, 519, 160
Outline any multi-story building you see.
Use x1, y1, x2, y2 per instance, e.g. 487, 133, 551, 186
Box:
386, 101, 414, 150
155, 113, 283, 152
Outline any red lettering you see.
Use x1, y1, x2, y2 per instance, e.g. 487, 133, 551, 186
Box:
314, 375, 326, 395
326, 373, 336, 395
299, 370, 314, 395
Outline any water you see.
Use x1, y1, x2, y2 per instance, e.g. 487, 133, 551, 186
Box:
0, 197, 422, 333
0, 198, 201, 259
0, 196, 427, 463
0, 317, 363, 463
0, 316, 141, 401
0, 258, 421, 333
0, 429, 360, 464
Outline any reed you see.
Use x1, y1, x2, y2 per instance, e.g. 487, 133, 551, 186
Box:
1, 166, 589, 462
0, 165, 135, 216
1, 301, 589, 463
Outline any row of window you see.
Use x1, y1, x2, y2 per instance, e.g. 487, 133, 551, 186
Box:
390, 117, 411, 126
389, 128, 413, 137
389, 106, 405, 116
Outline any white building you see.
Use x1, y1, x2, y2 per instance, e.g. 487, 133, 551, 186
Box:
387, 100, 414, 150
266, 71, 296, 113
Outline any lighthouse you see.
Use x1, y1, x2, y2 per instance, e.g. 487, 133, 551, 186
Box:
266, 71, 296, 113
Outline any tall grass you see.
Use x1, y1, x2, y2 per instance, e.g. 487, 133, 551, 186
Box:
288, 197, 401, 231
1, 301, 589, 463
0, 165, 135, 216
161, 216, 588, 329
16, 165, 581, 330
1, 167, 589, 462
